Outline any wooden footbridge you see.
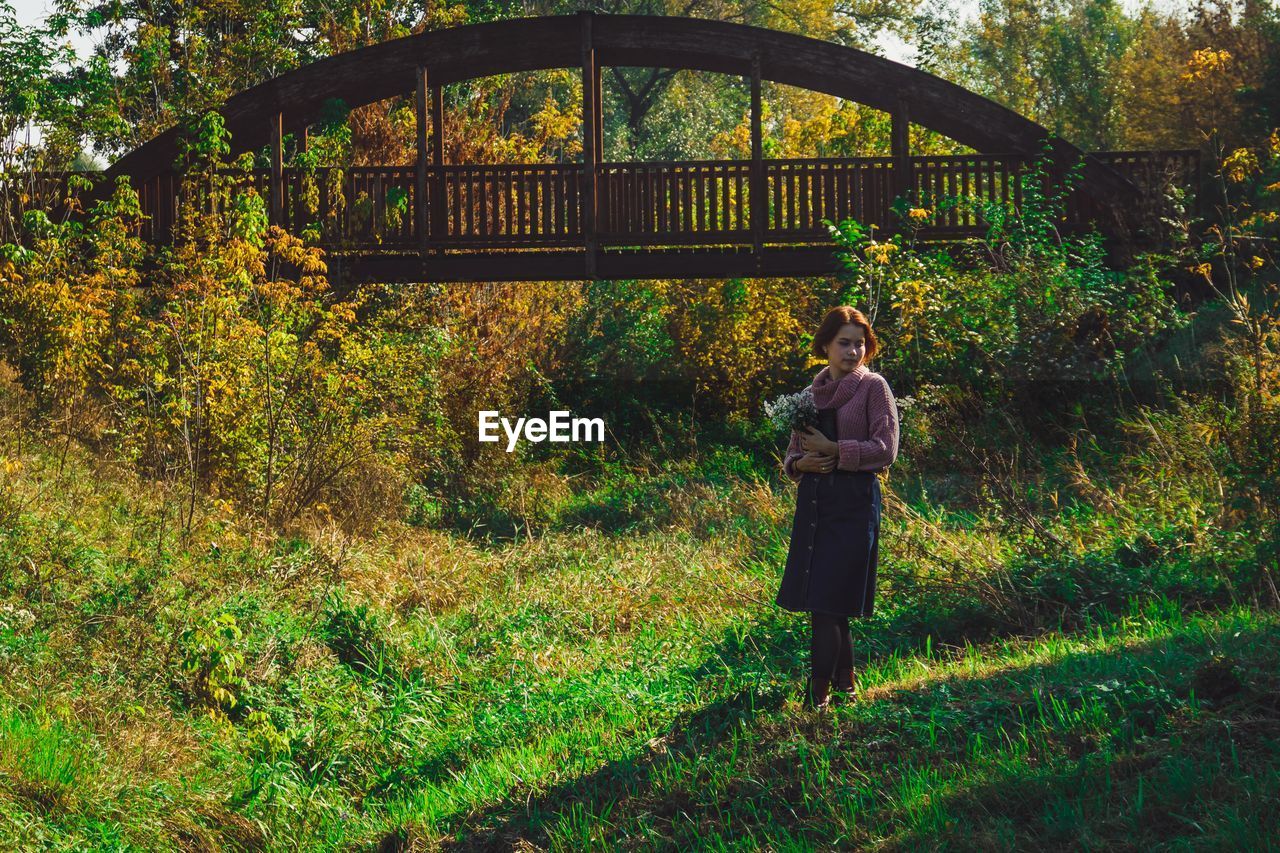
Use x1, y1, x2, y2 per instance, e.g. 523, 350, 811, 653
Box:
22, 14, 1200, 282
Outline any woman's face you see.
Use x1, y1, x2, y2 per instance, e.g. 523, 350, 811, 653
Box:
823, 323, 866, 379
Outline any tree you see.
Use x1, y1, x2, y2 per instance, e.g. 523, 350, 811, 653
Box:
1039, 0, 1135, 149
1, 0, 122, 170
1111, 7, 1191, 149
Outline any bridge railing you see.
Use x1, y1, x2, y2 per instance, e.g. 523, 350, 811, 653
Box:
207, 164, 586, 249
764, 158, 897, 240
1071, 149, 1202, 227
5, 150, 1200, 253
0, 171, 76, 244
598, 160, 750, 245
438, 164, 583, 247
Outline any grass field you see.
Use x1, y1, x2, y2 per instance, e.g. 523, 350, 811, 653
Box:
1, 434, 1277, 851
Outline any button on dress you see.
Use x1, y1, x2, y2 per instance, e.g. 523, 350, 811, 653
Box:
775, 406, 882, 617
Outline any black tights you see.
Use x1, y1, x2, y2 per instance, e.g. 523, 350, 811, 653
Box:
811, 612, 854, 680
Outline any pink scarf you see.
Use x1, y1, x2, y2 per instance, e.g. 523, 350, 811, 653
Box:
810, 364, 869, 410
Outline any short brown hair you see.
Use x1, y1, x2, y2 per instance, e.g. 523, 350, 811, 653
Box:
811, 306, 879, 361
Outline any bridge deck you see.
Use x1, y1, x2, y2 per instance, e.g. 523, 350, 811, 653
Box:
11, 150, 1198, 281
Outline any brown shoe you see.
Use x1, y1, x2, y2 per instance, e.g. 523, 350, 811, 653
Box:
803, 676, 832, 710
831, 668, 857, 704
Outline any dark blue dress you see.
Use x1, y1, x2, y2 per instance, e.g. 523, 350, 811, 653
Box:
775, 406, 882, 617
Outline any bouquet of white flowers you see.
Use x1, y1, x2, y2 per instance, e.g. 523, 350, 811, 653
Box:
764, 387, 818, 433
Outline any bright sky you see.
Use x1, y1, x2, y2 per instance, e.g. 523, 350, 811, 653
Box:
12, 0, 94, 52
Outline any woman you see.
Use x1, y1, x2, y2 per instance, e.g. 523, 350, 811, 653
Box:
777, 306, 900, 710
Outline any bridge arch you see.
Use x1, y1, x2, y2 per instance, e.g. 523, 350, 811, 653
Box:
100, 13, 1193, 281
110, 13, 1122, 189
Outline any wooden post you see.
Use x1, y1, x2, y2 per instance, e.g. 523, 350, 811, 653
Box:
299, 126, 309, 155
416, 65, 429, 250
581, 11, 598, 278
594, 54, 604, 243
431, 82, 445, 247
890, 96, 910, 231
270, 110, 283, 226
750, 54, 764, 272
594, 60, 604, 164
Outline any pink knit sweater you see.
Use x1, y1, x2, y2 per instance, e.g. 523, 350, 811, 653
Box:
782, 364, 900, 482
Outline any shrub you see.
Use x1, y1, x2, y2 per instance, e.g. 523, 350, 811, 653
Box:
178, 611, 249, 718
827, 148, 1190, 433
318, 592, 402, 685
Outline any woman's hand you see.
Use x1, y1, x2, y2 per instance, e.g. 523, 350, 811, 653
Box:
794, 451, 837, 474
799, 426, 839, 457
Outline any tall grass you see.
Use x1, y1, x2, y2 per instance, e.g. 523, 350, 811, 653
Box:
1, 368, 1278, 849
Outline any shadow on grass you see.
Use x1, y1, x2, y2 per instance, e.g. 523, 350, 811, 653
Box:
886, 630, 1280, 850
361, 607, 802, 808
422, 448, 782, 547
888, 705, 1280, 852
376, 604, 1278, 851
361, 517, 1268, 848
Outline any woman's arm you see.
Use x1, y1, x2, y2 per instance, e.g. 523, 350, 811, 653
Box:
782, 430, 804, 483
836, 376, 900, 472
